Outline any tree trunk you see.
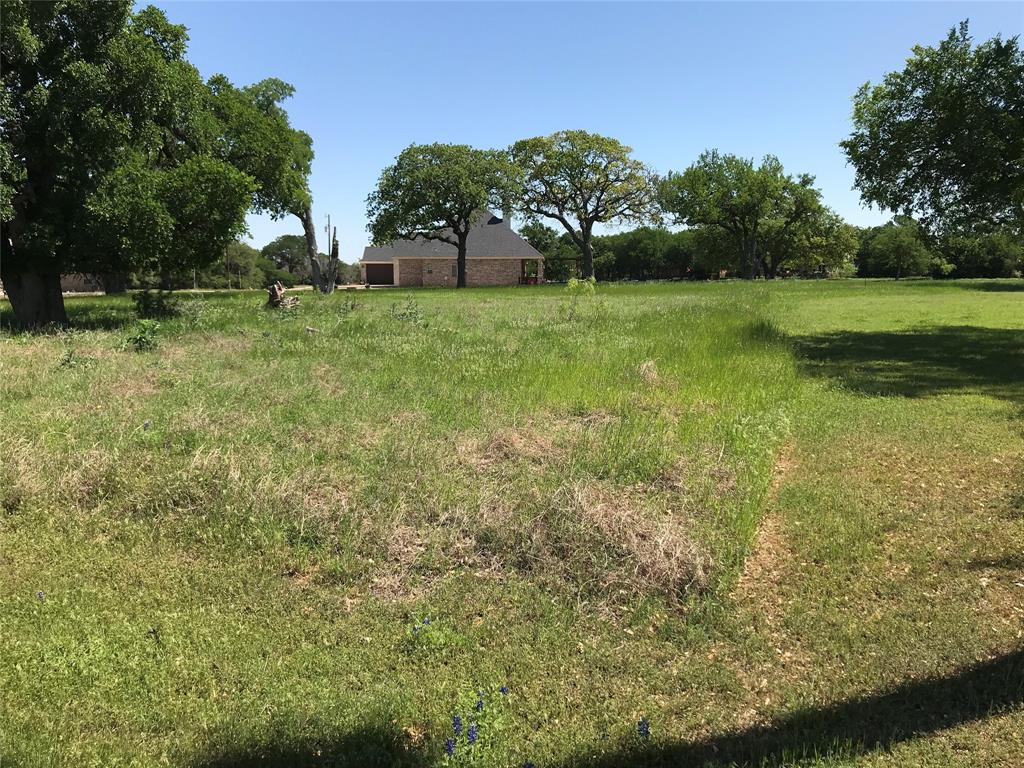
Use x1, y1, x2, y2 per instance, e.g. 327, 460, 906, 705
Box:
298, 205, 340, 294
1, 270, 68, 327
581, 239, 595, 279
741, 238, 759, 280
456, 235, 468, 288
298, 205, 324, 291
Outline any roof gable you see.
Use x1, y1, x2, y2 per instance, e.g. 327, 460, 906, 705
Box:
361, 212, 543, 262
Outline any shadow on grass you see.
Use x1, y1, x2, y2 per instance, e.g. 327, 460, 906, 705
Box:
193, 724, 429, 768
912, 280, 1024, 293
0, 299, 134, 332
189, 652, 1024, 768
968, 554, 1024, 571
794, 326, 1024, 404
552, 649, 1024, 767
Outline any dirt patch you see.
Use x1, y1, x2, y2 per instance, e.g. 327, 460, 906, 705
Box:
734, 444, 796, 600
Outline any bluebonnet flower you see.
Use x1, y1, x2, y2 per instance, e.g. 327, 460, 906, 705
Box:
475, 697, 484, 711
413, 625, 419, 634
452, 714, 462, 736
467, 723, 478, 745
422, 617, 431, 625
637, 718, 651, 740
444, 738, 455, 757
36, 591, 45, 601
499, 685, 509, 695
523, 763, 536, 768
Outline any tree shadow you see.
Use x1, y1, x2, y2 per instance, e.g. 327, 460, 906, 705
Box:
794, 326, 1024, 405
967, 554, 1024, 571
192, 724, 430, 768
888, 280, 1024, 293
0, 299, 134, 332
553, 648, 1024, 767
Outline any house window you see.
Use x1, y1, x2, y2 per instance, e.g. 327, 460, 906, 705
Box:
426, 267, 433, 274
451, 265, 457, 278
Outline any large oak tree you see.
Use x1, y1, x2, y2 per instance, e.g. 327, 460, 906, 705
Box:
658, 151, 823, 279
0, 2, 323, 326
509, 131, 658, 279
0, 2, 256, 325
366, 143, 520, 288
841, 22, 1024, 234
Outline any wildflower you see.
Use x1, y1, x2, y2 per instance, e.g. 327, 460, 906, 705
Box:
422, 617, 431, 625
467, 723, 478, 745
475, 697, 484, 711
637, 717, 651, 740
499, 685, 509, 695
444, 738, 455, 757
452, 714, 462, 736
36, 591, 45, 601
523, 763, 536, 768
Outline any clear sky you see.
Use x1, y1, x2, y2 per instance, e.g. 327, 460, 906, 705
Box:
158, 1, 1023, 260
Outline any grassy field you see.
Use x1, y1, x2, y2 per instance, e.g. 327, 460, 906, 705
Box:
1, 280, 1022, 767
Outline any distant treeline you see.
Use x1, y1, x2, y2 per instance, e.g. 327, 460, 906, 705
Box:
524, 219, 1023, 282
122, 235, 361, 291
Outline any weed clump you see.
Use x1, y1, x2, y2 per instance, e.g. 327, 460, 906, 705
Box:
123, 319, 160, 352
389, 296, 427, 327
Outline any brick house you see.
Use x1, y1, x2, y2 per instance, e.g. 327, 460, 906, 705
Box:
359, 212, 544, 287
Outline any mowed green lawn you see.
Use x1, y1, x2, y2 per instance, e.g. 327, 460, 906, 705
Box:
1, 280, 1022, 767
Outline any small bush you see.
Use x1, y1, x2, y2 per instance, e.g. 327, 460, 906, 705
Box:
123, 320, 160, 352
388, 296, 427, 327
564, 276, 597, 321
133, 290, 180, 319
56, 330, 92, 370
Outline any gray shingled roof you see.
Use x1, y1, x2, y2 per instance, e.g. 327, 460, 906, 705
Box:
361, 212, 543, 263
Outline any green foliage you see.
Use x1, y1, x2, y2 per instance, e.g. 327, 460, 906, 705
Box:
659, 150, 829, 278
510, 130, 658, 278
132, 289, 180, 319
842, 21, 1024, 233
122, 319, 160, 352
207, 75, 313, 220
261, 234, 312, 282
56, 330, 92, 370
941, 232, 1024, 278
0, 2, 311, 324
0, 2, 255, 277
856, 218, 937, 278
594, 227, 696, 281
367, 143, 520, 288
388, 296, 428, 327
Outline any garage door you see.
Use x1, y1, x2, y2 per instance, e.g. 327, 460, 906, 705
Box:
365, 263, 394, 285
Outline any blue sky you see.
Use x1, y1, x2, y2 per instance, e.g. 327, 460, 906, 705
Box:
159, 1, 1023, 260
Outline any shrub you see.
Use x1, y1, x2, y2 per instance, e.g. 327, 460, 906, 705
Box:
133, 290, 180, 319
123, 320, 160, 352
388, 296, 427, 327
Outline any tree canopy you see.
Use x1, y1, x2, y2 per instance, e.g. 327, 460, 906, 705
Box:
842, 22, 1024, 235
366, 143, 521, 288
658, 151, 831, 279
0, 1, 319, 325
510, 131, 658, 279
261, 234, 312, 282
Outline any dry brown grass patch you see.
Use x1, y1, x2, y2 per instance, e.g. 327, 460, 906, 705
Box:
638, 359, 660, 385
567, 481, 711, 599
458, 426, 562, 471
